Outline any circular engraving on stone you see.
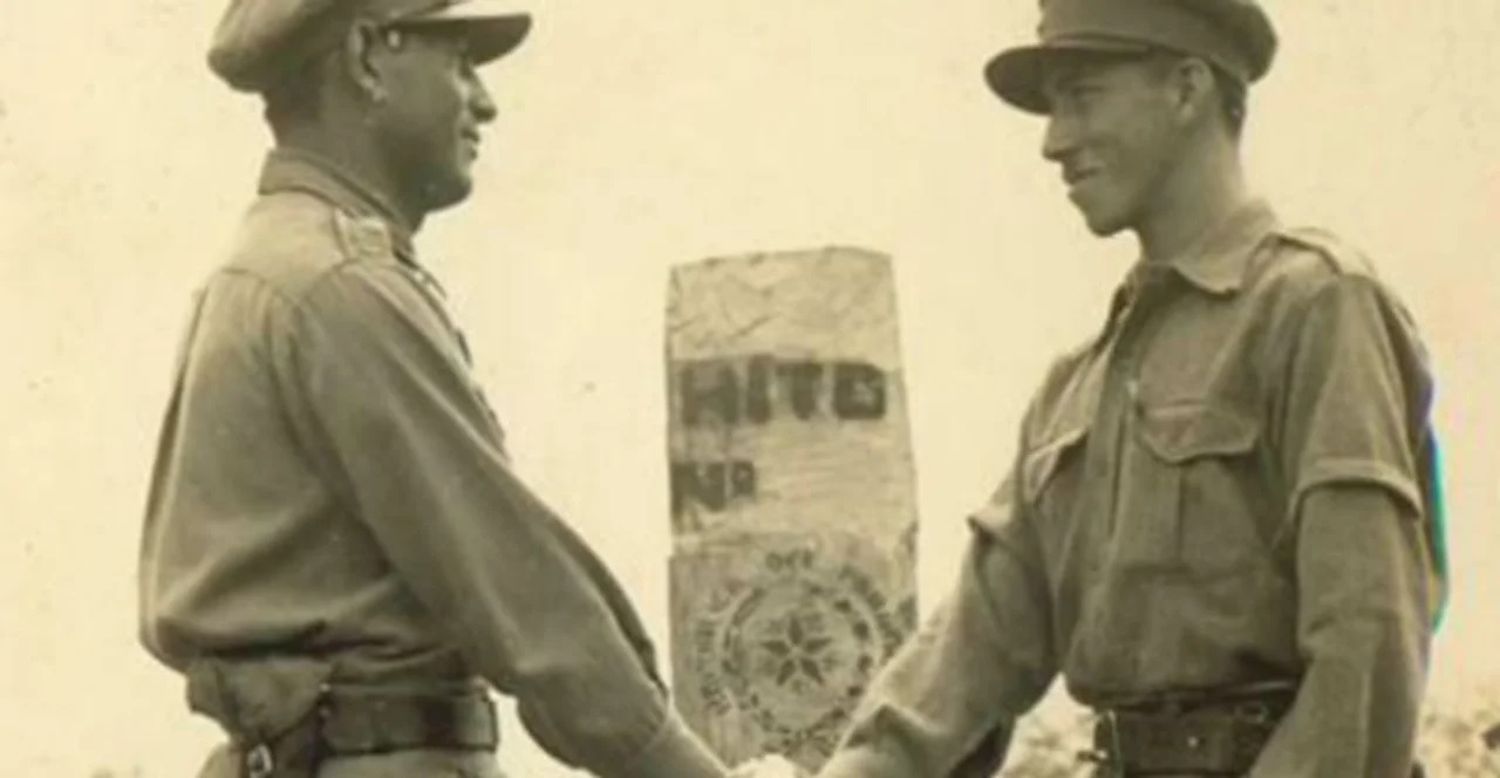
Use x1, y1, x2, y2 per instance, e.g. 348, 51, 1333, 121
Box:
691, 548, 913, 762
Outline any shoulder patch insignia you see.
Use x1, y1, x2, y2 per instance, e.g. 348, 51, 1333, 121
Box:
332, 209, 394, 263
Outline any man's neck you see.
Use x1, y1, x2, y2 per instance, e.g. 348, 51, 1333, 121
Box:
1135, 141, 1248, 265
276, 126, 425, 233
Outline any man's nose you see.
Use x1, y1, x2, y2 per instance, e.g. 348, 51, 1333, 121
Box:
468, 73, 498, 124
1041, 112, 1078, 164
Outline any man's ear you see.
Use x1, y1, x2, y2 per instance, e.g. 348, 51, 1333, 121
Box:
1169, 57, 1218, 128
340, 19, 389, 104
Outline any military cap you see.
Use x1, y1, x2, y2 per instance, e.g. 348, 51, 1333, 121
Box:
985, 0, 1277, 114
208, 0, 532, 93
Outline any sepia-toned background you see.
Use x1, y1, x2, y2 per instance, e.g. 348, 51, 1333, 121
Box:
2, 1, 1495, 775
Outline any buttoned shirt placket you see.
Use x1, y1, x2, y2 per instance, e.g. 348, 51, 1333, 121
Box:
1077, 265, 1177, 683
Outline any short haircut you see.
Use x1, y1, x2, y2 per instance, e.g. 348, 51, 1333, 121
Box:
260, 49, 337, 137
1144, 50, 1248, 138
1203, 60, 1248, 137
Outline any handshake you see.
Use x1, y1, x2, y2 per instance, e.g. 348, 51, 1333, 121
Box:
728, 754, 811, 778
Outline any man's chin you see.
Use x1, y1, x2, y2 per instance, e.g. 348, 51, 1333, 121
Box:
421, 174, 475, 213
1074, 200, 1128, 236
1083, 218, 1126, 237
1068, 193, 1127, 237
1078, 208, 1127, 237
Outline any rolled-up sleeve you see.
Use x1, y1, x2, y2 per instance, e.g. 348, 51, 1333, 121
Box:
1276, 275, 1433, 524
819, 472, 1058, 778
1253, 274, 1441, 777
269, 261, 725, 778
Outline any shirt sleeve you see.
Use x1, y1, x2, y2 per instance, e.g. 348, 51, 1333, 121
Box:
1251, 274, 1440, 777
272, 261, 726, 778
818, 470, 1058, 778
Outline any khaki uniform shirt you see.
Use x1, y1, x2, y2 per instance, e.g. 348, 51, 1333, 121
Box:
138, 149, 725, 778
820, 201, 1444, 777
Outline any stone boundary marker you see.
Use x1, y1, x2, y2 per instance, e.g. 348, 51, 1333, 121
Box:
665, 247, 919, 770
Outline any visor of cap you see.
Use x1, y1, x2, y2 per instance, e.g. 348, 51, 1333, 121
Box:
985, 38, 1154, 114
385, 0, 532, 64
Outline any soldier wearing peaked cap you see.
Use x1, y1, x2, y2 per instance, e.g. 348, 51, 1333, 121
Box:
138, 2, 731, 777
801, 1, 1447, 776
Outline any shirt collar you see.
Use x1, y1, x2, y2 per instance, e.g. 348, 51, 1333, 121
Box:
1153, 197, 1279, 296
257, 147, 417, 262
1091, 198, 1277, 350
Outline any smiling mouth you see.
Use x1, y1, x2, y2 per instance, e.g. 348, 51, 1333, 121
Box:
460, 133, 481, 160
1064, 169, 1098, 187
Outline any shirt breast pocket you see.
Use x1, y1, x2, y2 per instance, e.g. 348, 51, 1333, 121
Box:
1120, 400, 1268, 578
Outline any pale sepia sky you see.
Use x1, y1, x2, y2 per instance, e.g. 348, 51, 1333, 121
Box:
1, 1, 1496, 775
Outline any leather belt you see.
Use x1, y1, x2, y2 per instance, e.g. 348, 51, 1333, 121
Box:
318, 685, 499, 754
239, 685, 499, 778
1082, 685, 1295, 776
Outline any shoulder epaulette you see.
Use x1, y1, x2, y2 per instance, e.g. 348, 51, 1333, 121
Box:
332, 208, 395, 263
1277, 225, 1379, 279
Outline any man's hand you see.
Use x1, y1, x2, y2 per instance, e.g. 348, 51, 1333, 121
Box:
729, 754, 810, 778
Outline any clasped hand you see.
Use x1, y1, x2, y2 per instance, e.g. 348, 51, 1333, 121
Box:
728, 754, 810, 778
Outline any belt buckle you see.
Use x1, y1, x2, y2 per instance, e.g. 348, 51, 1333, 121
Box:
481, 692, 500, 748
1235, 699, 1272, 725
1079, 710, 1126, 777
244, 742, 275, 778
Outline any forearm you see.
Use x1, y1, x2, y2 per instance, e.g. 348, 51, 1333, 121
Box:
341, 413, 724, 776
819, 537, 1052, 778
1251, 486, 1432, 777
452, 476, 724, 776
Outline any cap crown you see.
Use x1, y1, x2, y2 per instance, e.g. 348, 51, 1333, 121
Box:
208, 0, 530, 93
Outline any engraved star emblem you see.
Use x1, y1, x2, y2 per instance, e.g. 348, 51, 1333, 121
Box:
760, 613, 834, 687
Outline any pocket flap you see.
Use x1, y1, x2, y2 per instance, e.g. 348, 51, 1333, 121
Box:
1021, 426, 1089, 502
1137, 402, 1258, 464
